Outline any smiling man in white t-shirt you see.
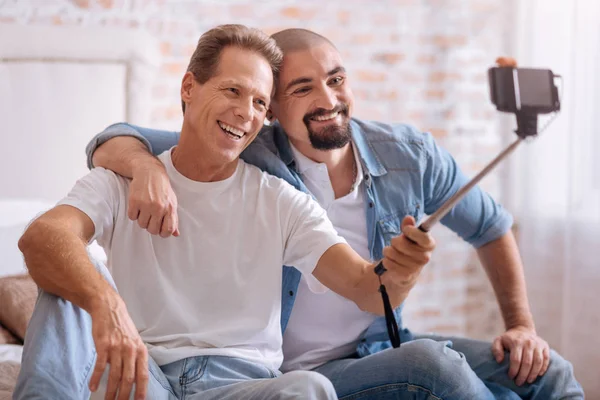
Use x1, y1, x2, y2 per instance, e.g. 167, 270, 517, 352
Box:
15, 24, 435, 400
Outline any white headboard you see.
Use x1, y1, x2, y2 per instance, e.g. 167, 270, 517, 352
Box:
0, 24, 159, 275
0, 24, 159, 202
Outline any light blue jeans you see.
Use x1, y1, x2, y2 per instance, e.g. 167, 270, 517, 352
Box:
312, 335, 583, 400
14, 256, 583, 399
13, 258, 337, 400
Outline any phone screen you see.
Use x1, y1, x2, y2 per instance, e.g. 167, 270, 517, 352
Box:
517, 69, 554, 108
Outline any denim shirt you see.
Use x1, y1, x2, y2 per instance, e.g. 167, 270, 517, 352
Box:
86, 118, 513, 357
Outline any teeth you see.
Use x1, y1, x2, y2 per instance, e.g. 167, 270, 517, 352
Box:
218, 121, 245, 138
313, 111, 339, 122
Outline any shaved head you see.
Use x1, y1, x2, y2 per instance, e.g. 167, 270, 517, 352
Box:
271, 28, 337, 54
269, 29, 353, 153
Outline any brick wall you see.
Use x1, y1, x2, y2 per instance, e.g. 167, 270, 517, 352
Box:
0, 0, 517, 340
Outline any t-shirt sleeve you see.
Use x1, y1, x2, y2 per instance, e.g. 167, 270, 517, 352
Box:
279, 182, 346, 293
56, 167, 123, 248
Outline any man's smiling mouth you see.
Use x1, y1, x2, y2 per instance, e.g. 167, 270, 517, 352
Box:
218, 121, 246, 140
311, 111, 340, 122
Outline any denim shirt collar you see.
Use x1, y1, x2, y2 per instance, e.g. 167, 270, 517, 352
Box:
272, 119, 388, 178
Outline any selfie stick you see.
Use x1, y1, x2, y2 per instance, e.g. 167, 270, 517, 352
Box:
373, 113, 541, 349
418, 136, 523, 232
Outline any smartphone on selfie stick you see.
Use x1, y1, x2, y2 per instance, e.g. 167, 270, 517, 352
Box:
374, 61, 563, 348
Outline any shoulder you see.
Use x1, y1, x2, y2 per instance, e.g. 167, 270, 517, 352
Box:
242, 161, 297, 192
351, 118, 440, 170
75, 167, 130, 198
352, 118, 437, 152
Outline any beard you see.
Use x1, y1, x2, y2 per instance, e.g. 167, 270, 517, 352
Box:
303, 104, 351, 150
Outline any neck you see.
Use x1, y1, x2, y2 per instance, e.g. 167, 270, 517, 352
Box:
172, 129, 237, 182
291, 139, 357, 199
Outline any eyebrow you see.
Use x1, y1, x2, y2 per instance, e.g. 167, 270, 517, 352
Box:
285, 66, 346, 92
221, 80, 270, 100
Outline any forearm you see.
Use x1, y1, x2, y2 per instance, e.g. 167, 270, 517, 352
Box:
19, 218, 114, 313
477, 231, 535, 330
354, 274, 411, 315
92, 137, 165, 179
314, 244, 408, 315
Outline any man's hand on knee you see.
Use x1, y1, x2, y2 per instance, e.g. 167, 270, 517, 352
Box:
491, 326, 550, 386
88, 290, 149, 400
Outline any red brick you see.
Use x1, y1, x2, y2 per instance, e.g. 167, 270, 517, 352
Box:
352, 33, 375, 45
376, 90, 399, 101
160, 42, 172, 57
280, 7, 316, 20
98, 0, 114, 9
229, 5, 257, 19
421, 35, 468, 49
412, 308, 442, 318
424, 89, 445, 100
72, 0, 90, 8
372, 52, 405, 65
355, 70, 387, 82
428, 71, 463, 83
417, 54, 437, 65
427, 128, 448, 138
162, 62, 185, 76
338, 10, 351, 24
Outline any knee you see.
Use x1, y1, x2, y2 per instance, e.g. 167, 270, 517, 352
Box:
283, 371, 337, 399
398, 339, 468, 374
535, 350, 583, 398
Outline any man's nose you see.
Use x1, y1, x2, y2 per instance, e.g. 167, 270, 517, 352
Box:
314, 86, 337, 111
234, 98, 253, 122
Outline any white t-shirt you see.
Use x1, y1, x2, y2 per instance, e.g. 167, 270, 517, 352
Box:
58, 149, 345, 370
281, 143, 377, 372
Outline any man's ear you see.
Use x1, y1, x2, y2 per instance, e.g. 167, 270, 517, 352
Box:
181, 71, 195, 104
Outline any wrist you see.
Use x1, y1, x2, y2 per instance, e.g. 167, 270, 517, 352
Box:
131, 156, 166, 178
506, 314, 536, 333
83, 284, 120, 315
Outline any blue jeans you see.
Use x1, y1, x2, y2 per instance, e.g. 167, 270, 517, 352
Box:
13, 258, 337, 400
312, 335, 583, 399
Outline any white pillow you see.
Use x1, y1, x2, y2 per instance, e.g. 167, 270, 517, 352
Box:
0, 199, 107, 277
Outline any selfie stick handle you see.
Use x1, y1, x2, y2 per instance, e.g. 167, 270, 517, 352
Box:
418, 136, 524, 233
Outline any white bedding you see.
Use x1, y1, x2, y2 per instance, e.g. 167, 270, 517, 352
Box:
0, 345, 22, 364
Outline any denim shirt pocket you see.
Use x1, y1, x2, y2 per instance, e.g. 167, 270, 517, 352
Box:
378, 201, 423, 244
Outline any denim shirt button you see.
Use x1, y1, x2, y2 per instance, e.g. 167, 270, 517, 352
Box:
369, 202, 374, 208
288, 290, 294, 296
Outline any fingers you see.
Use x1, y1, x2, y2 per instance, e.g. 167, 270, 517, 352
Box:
540, 346, 550, 376
400, 216, 435, 250
160, 210, 179, 238
129, 197, 178, 237
515, 343, 534, 386
137, 210, 151, 230
508, 344, 523, 380
526, 346, 544, 384
134, 348, 149, 400
383, 244, 430, 271
117, 342, 136, 400
105, 350, 123, 400
496, 56, 518, 67
147, 215, 163, 236
89, 348, 109, 393
127, 199, 140, 222
492, 336, 505, 363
